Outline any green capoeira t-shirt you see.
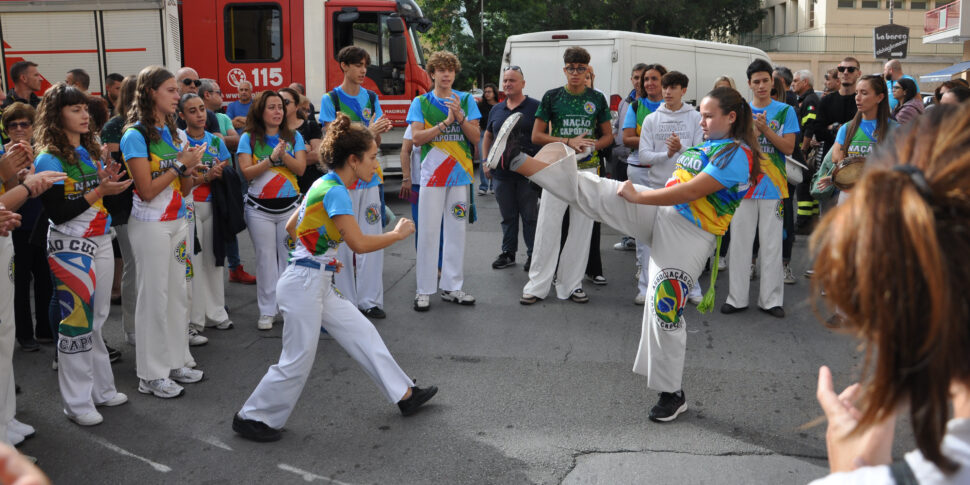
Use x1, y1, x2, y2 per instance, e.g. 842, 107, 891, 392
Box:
536, 86, 611, 170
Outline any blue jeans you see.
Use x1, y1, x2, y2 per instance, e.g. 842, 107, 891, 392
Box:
494, 176, 538, 257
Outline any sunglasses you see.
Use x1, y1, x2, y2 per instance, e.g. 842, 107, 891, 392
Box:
837, 66, 858, 73
504, 65, 523, 74
181, 79, 202, 87
564, 66, 588, 74
5, 121, 31, 130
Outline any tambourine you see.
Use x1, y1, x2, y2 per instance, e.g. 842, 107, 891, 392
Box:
832, 156, 866, 191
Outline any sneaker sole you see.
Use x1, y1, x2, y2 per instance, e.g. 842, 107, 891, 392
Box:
649, 403, 688, 423
232, 419, 282, 442
486, 112, 521, 170
413, 304, 430, 312
491, 262, 515, 269
441, 296, 475, 305
137, 384, 185, 399
400, 387, 439, 416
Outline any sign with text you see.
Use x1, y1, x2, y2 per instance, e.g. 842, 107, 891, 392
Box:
874, 24, 910, 59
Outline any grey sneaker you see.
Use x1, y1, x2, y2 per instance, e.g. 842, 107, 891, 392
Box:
169, 367, 204, 384
187, 327, 208, 346
486, 112, 521, 170
783, 264, 796, 285
138, 378, 185, 399
441, 290, 475, 305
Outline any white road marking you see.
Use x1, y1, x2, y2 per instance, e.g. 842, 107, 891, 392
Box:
277, 463, 354, 484
198, 435, 233, 451
90, 436, 172, 473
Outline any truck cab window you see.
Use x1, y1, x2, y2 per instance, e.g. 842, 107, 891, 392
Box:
225, 4, 282, 62
333, 12, 406, 95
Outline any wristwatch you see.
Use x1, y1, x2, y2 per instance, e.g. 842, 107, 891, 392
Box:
172, 160, 187, 176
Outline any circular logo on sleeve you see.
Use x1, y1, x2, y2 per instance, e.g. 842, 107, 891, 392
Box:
583, 101, 596, 114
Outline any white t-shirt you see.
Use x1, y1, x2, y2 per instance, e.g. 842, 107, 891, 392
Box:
809, 418, 970, 485
402, 125, 421, 187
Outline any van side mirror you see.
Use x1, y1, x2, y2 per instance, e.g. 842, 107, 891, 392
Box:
414, 18, 431, 33
337, 8, 359, 23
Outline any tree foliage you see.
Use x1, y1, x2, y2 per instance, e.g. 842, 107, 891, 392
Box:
415, 0, 765, 90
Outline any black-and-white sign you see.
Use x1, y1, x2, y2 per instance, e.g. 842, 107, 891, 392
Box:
874, 24, 909, 59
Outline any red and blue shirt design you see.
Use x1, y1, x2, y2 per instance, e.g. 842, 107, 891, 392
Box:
35, 147, 111, 237
745, 100, 798, 199
406, 91, 481, 187
121, 124, 187, 222
291, 172, 354, 262
238, 132, 306, 199
668, 139, 754, 236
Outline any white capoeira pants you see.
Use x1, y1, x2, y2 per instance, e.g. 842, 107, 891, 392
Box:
416, 185, 468, 295
726, 198, 784, 310
129, 218, 189, 381
239, 261, 413, 429
335, 186, 384, 309
0, 236, 15, 443
245, 202, 297, 317
523, 169, 594, 300
190, 201, 229, 327
114, 224, 137, 336
47, 232, 121, 416
528, 143, 715, 392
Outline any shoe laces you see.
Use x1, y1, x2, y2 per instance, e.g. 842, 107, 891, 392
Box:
657, 391, 682, 406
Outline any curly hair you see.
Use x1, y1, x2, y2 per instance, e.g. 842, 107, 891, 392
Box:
244, 90, 295, 152
33, 83, 102, 166
125, 65, 178, 143
319, 112, 374, 171
426, 51, 461, 76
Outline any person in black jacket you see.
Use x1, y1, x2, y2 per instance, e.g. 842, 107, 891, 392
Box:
792, 69, 821, 233
814, 58, 861, 150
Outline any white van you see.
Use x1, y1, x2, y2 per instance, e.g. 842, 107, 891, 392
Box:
499, 30, 772, 109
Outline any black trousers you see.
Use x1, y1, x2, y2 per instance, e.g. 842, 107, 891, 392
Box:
13, 230, 53, 342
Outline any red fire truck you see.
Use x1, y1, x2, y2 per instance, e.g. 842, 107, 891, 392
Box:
0, 0, 433, 170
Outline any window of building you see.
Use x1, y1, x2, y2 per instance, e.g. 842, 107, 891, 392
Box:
838, 0, 854, 7
861, 0, 880, 7
809, 0, 816, 27
224, 4, 282, 62
910, 1, 928, 8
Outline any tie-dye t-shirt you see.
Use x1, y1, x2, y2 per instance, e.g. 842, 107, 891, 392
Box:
835, 118, 896, 158
291, 172, 354, 263
237, 131, 306, 199
745, 100, 799, 199
667, 139, 754, 235
406, 90, 481, 187
120, 124, 187, 222
536, 86, 611, 170
34, 147, 111, 237
187, 131, 231, 202
622, 97, 662, 135
318, 86, 385, 190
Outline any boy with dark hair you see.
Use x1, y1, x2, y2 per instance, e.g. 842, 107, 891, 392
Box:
320, 45, 393, 319
722, 59, 798, 318
520, 46, 611, 304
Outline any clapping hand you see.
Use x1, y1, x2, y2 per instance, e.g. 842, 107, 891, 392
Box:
443, 94, 462, 125
665, 133, 682, 158
368, 115, 392, 136
0, 203, 22, 236
753, 112, 769, 134
21, 166, 66, 198
96, 160, 133, 196
178, 141, 207, 173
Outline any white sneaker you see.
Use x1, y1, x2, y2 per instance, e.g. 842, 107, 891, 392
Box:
188, 327, 208, 346
440, 290, 475, 305
6, 429, 25, 446
257, 315, 274, 330
96, 392, 129, 407
689, 294, 704, 305
783, 264, 796, 285
206, 318, 234, 330
170, 367, 204, 384
138, 378, 185, 398
8, 418, 35, 439
486, 112, 521, 169
65, 410, 103, 426
717, 255, 728, 271
413, 294, 430, 312
125, 332, 136, 346
634, 294, 646, 305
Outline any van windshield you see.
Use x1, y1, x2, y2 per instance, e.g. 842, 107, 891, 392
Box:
409, 26, 424, 67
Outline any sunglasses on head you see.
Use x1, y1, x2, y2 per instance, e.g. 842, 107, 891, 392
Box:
837, 66, 858, 73
5, 121, 31, 130
564, 66, 588, 74
504, 65, 523, 74
181, 79, 202, 87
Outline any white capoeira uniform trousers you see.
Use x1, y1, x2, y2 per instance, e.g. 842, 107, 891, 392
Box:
335, 186, 384, 309
245, 200, 298, 317
190, 201, 230, 327
239, 261, 413, 429
0, 236, 16, 443
523, 169, 594, 300
114, 224, 137, 337
416, 185, 468, 295
528, 144, 715, 392
726, 198, 784, 310
129, 218, 189, 381
47, 231, 121, 416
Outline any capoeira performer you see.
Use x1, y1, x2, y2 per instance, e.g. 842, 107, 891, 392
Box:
319, 46, 393, 319
487, 86, 761, 422
407, 50, 480, 311
233, 113, 437, 442
34, 83, 133, 425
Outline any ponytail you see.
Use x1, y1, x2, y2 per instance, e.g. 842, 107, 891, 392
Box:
319, 112, 374, 171
703, 86, 763, 184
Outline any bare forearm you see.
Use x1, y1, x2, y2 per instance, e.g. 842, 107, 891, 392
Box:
347, 231, 405, 254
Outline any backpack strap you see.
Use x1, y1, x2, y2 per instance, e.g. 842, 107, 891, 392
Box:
631, 99, 639, 113
888, 460, 919, 485
329, 90, 341, 115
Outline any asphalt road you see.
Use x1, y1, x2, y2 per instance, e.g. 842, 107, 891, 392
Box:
11, 179, 914, 484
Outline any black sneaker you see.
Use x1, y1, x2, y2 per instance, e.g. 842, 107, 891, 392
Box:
18, 339, 39, 352
106, 343, 121, 363
649, 390, 687, 423
523, 255, 531, 272
398, 385, 438, 416
491, 252, 515, 269
232, 413, 282, 442
361, 307, 386, 319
